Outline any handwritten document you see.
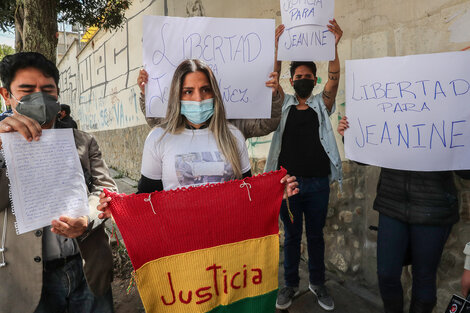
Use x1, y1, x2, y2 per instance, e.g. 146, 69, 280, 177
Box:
345, 51, 470, 171
143, 16, 275, 118
0, 129, 88, 234
280, 0, 334, 29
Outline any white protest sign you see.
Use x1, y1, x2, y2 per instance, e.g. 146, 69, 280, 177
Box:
277, 24, 335, 61
280, 0, 334, 29
345, 51, 470, 171
143, 16, 275, 118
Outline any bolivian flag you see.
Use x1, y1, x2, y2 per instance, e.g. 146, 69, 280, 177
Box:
105, 168, 286, 313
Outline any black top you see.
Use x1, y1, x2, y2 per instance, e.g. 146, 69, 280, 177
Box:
56, 115, 78, 129
278, 106, 330, 177
138, 170, 252, 194
373, 169, 461, 225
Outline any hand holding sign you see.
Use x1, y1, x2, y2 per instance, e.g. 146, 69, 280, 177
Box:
275, 24, 285, 53
337, 116, 349, 137
265, 72, 281, 95
137, 69, 149, 95
327, 18, 342, 46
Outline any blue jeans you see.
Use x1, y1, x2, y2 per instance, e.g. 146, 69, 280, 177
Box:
280, 176, 330, 287
34, 256, 114, 313
377, 213, 451, 310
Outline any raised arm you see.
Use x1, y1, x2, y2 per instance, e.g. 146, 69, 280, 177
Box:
337, 115, 349, 137
274, 24, 285, 76
462, 243, 470, 297
322, 19, 343, 113
229, 72, 284, 138
137, 69, 162, 128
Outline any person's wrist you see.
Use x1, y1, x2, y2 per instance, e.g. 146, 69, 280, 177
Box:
76, 216, 91, 241
464, 242, 470, 270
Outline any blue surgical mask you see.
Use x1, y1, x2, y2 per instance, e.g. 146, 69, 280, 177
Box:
180, 98, 214, 125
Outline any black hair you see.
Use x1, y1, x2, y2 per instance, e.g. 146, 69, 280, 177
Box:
60, 104, 71, 115
289, 61, 317, 78
0, 52, 59, 93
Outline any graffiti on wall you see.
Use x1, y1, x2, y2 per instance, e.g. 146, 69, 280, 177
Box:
58, 0, 157, 131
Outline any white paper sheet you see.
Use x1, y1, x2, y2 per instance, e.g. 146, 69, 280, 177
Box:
277, 24, 335, 61
345, 51, 470, 171
280, 0, 334, 29
0, 129, 89, 234
143, 16, 275, 118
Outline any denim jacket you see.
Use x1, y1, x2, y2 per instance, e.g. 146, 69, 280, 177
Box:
265, 93, 343, 188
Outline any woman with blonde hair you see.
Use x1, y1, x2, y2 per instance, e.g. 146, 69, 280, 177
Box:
99, 58, 298, 198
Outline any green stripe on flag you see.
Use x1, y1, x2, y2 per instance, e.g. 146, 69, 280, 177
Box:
207, 289, 278, 313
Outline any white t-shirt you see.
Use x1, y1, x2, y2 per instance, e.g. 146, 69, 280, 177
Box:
141, 124, 251, 190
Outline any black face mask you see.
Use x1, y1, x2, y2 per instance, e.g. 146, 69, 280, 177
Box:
293, 79, 315, 99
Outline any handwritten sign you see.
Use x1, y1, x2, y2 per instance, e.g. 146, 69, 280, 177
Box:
280, 0, 334, 29
277, 24, 335, 61
345, 51, 470, 171
143, 16, 275, 118
0, 129, 88, 234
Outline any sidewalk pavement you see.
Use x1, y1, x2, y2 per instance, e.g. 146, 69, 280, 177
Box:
277, 262, 382, 313
110, 169, 383, 313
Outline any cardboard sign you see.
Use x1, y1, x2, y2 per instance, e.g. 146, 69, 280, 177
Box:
345, 51, 470, 171
277, 24, 335, 61
280, 0, 334, 29
143, 16, 275, 118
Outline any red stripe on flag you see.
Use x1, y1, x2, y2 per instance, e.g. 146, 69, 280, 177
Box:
105, 169, 286, 270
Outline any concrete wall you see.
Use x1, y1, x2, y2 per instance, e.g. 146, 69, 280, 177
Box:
57, 0, 470, 311
57, 0, 164, 179
57, 31, 81, 60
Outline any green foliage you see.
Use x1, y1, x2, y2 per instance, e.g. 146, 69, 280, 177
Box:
0, 44, 14, 61
0, 0, 131, 33
0, 0, 15, 32
0, 44, 14, 113
58, 0, 131, 31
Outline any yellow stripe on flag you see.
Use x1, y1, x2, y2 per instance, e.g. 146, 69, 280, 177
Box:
136, 234, 279, 313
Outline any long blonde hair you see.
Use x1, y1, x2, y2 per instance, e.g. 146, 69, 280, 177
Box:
158, 59, 243, 179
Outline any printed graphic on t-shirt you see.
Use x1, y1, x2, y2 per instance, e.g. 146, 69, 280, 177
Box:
175, 151, 235, 187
